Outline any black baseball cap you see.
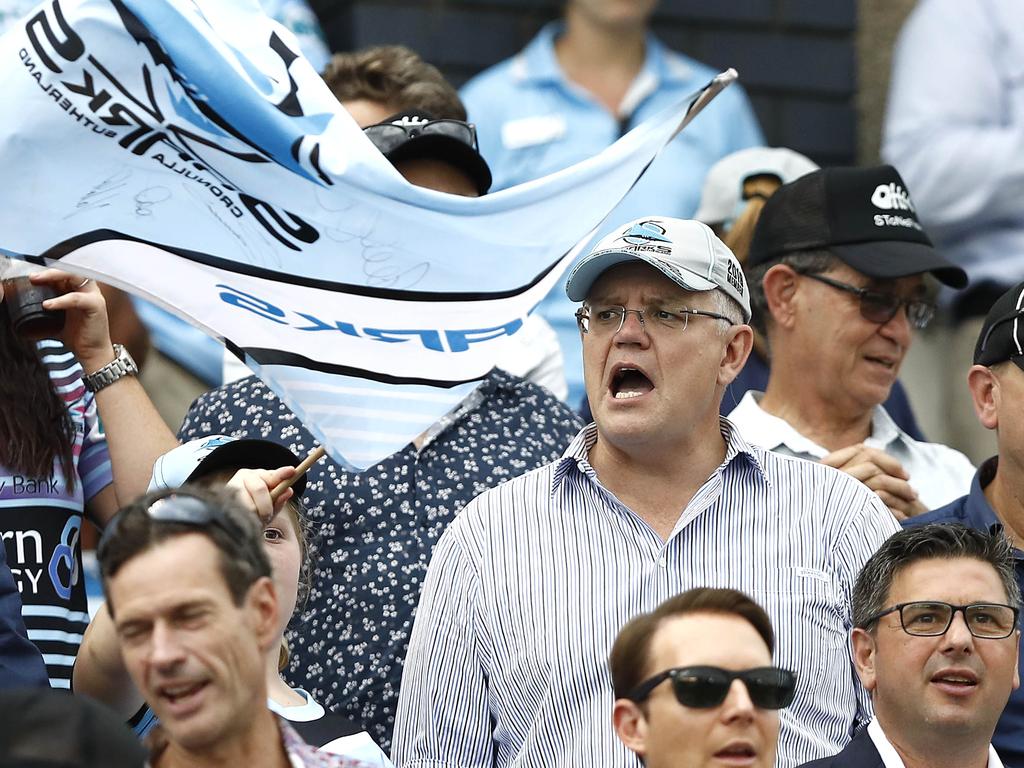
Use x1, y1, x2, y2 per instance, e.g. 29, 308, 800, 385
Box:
974, 281, 1024, 370
363, 110, 492, 195
747, 165, 967, 288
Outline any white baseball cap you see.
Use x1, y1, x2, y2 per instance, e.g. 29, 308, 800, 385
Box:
694, 147, 818, 226
148, 435, 307, 495
564, 217, 751, 322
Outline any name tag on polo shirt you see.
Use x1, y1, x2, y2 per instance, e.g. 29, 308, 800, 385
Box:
501, 115, 567, 150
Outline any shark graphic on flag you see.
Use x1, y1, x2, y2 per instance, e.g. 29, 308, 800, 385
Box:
0, 0, 738, 469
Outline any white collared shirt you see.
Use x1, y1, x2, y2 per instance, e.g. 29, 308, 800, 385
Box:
867, 718, 1003, 767
727, 391, 975, 510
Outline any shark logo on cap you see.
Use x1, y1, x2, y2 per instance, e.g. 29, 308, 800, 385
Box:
621, 220, 672, 246
199, 436, 234, 452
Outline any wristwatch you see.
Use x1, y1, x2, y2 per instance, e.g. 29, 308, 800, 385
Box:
82, 344, 138, 393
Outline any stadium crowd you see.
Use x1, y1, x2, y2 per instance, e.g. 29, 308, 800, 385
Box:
2, 1, 1024, 767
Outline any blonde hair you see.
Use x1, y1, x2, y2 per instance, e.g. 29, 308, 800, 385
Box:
725, 175, 784, 358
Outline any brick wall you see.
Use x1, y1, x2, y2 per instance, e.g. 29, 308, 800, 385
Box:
308, 0, 858, 165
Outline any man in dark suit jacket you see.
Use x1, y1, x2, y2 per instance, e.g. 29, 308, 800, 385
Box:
800, 524, 1018, 768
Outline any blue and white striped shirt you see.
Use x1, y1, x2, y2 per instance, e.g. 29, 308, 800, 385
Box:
392, 420, 900, 768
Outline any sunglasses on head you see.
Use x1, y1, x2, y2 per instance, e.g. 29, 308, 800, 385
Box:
628, 665, 796, 710
97, 493, 244, 562
362, 118, 478, 155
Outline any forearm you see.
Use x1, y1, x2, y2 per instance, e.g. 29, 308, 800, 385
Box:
82, 343, 177, 507
73, 603, 144, 719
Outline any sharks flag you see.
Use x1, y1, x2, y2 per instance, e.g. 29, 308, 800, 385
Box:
0, 0, 736, 469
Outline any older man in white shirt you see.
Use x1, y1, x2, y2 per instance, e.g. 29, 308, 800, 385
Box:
729, 165, 974, 519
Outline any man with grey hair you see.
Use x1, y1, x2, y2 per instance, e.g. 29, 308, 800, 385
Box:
393, 217, 900, 768
728, 165, 974, 520
800, 523, 1020, 767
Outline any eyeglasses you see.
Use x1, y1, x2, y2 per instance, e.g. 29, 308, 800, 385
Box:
362, 118, 479, 155
575, 304, 735, 337
628, 666, 797, 710
800, 272, 935, 329
97, 493, 245, 562
861, 601, 1020, 639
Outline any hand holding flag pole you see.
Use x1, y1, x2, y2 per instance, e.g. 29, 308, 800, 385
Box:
271, 445, 326, 502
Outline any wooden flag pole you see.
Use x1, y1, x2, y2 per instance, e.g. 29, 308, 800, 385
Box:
270, 445, 326, 501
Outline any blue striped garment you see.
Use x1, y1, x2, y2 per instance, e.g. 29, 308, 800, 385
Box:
392, 420, 900, 768
0, 340, 113, 688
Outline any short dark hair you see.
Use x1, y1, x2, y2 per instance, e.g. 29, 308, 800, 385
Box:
745, 248, 838, 337
609, 588, 775, 700
852, 523, 1022, 629
322, 45, 466, 121
98, 486, 271, 617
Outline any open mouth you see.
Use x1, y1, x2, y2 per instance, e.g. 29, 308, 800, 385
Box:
931, 670, 979, 694
159, 680, 208, 712
609, 365, 654, 400
864, 355, 897, 371
713, 742, 757, 763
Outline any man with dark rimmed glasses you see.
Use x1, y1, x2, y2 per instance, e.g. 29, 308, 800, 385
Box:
800, 523, 1019, 768
905, 280, 1024, 765
96, 488, 370, 768
729, 164, 974, 520
611, 587, 795, 768
393, 216, 899, 768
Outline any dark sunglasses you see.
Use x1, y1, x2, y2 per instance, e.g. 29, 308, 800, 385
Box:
362, 118, 478, 155
628, 665, 796, 710
97, 493, 244, 561
800, 272, 935, 329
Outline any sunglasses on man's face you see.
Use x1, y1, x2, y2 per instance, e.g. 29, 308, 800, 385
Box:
627, 665, 797, 710
800, 272, 936, 329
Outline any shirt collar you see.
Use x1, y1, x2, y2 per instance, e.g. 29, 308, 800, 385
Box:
514, 22, 692, 88
278, 717, 316, 766
867, 718, 1004, 768
733, 391, 909, 457
551, 418, 769, 495
961, 457, 1011, 539
865, 405, 902, 449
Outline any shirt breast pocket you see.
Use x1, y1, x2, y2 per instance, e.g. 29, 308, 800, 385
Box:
748, 566, 848, 682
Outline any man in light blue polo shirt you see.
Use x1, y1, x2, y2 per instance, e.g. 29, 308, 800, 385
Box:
461, 0, 764, 406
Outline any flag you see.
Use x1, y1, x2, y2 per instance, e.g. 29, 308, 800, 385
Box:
0, 0, 736, 469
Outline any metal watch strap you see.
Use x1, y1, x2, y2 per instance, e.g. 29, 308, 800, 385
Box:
82, 343, 138, 393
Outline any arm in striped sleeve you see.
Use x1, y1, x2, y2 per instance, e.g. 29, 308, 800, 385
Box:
835, 492, 900, 732
392, 523, 493, 768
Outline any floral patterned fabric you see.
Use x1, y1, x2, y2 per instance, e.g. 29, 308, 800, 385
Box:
179, 368, 583, 750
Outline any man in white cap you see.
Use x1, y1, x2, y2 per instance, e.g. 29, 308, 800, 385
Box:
392, 217, 900, 768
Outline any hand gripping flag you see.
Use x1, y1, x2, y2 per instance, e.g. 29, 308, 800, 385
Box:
0, 0, 737, 469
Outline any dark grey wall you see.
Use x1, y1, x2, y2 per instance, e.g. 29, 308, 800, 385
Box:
308, 0, 857, 165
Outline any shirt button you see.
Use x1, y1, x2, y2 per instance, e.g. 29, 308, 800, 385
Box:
657, 556, 667, 568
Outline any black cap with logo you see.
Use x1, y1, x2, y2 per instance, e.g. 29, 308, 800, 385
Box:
363, 110, 492, 195
747, 164, 968, 288
974, 281, 1024, 371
